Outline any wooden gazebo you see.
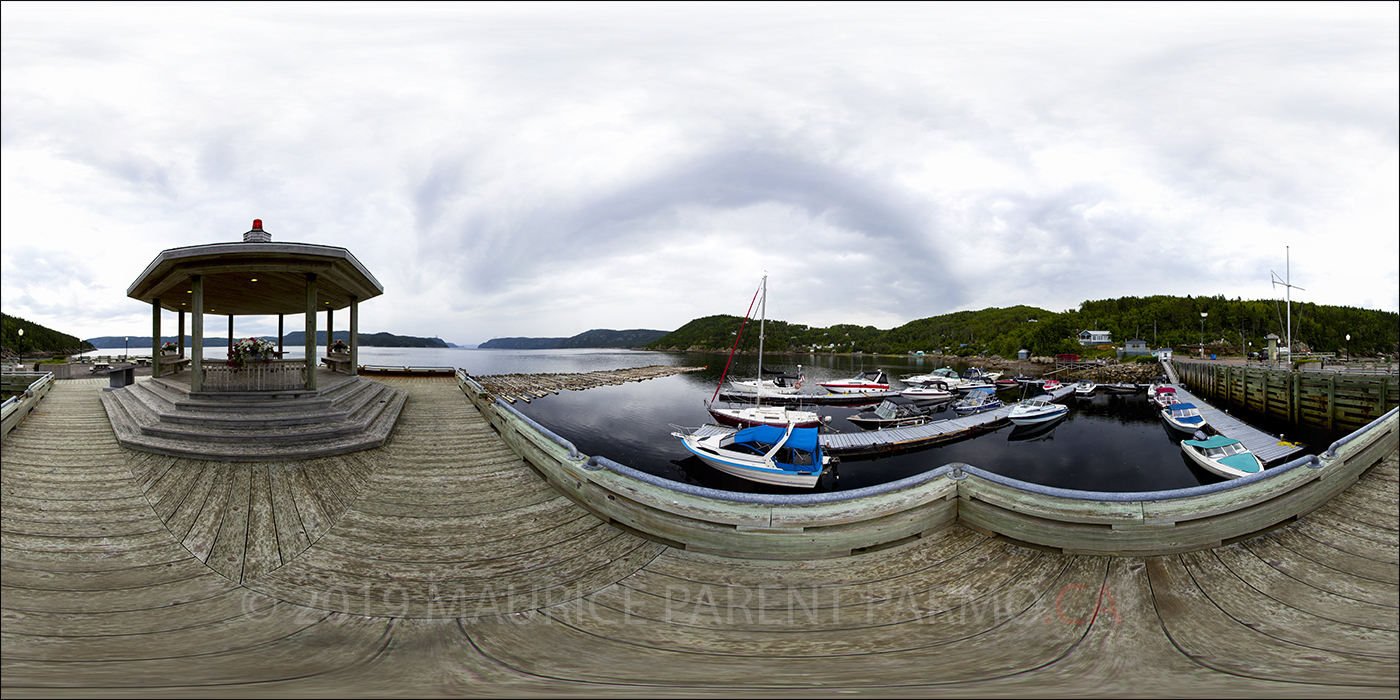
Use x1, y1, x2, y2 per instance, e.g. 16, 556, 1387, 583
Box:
126, 220, 383, 392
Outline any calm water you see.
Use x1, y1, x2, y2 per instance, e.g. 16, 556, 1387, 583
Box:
91, 346, 1338, 494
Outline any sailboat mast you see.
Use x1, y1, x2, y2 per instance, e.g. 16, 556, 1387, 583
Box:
756, 275, 766, 407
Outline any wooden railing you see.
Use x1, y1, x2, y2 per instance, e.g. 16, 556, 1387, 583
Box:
458, 369, 1397, 559
202, 360, 308, 391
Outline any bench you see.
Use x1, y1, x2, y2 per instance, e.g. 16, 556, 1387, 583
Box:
322, 356, 355, 374
102, 365, 137, 391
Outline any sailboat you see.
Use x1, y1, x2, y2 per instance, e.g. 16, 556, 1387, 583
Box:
705, 275, 825, 430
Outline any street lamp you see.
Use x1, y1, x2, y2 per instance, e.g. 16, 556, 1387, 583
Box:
16, 328, 23, 358
1200, 312, 1208, 358
125, 336, 129, 360
1346, 333, 1350, 361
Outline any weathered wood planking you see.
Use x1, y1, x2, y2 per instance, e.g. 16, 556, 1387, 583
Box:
1178, 360, 1398, 432
1, 377, 1395, 696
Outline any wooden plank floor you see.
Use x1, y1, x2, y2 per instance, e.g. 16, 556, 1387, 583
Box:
2, 377, 1395, 697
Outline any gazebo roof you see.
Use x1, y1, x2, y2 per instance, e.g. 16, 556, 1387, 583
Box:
127, 222, 384, 315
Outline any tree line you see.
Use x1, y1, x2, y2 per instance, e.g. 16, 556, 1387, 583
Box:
646, 296, 1399, 358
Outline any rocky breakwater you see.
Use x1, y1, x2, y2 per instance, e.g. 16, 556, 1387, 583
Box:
1062, 361, 1162, 384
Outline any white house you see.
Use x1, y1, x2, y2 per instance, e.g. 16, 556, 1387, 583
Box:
1078, 330, 1112, 346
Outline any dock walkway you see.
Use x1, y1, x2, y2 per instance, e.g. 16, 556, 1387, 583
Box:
1169, 384, 1307, 465
698, 384, 1078, 457
2, 378, 1395, 697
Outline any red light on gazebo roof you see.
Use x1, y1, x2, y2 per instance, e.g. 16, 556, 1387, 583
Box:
252, 219, 263, 229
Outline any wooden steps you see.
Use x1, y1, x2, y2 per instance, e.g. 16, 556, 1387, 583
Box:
99, 375, 407, 461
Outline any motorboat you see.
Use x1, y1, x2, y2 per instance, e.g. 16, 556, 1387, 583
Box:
899, 384, 957, 406
1161, 402, 1208, 434
846, 395, 932, 430
672, 422, 835, 488
1041, 379, 1063, 392
818, 370, 891, 394
1073, 379, 1097, 397
901, 367, 965, 390
1007, 413, 1067, 441
707, 403, 826, 430
963, 367, 1003, 383
1007, 394, 1069, 425
994, 377, 1021, 390
1097, 382, 1140, 395
1180, 434, 1263, 479
1149, 385, 1179, 408
952, 387, 1003, 417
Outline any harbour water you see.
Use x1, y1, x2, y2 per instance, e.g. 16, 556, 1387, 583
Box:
80, 345, 1336, 494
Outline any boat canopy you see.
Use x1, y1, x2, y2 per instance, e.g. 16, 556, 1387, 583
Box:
1183, 435, 1240, 449
732, 424, 820, 454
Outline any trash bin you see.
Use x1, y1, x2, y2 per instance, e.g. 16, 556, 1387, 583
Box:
1210, 354, 1216, 360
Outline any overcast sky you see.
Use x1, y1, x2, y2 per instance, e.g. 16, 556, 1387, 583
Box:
3, 2, 1396, 347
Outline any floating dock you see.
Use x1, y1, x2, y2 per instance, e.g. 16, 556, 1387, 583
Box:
1169, 383, 1307, 465
694, 384, 1080, 457
471, 364, 706, 403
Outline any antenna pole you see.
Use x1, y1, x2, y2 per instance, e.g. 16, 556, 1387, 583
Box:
1270, 245, 1305, 359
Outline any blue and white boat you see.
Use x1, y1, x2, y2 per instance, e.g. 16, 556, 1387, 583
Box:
672, 422, 834, 488
1161, 402, 1208, 434
1180, 434, 1263, 479
952, 387, 1003, 417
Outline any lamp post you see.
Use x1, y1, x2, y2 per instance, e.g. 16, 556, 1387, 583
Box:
1345, 333, 1350, 361
16, 328, 23, 358
1200, 312, 1208, 358
125, 336, 129, 361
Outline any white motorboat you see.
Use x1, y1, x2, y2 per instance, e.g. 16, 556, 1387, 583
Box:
1008, 394, 1069, 425
1073, 379, 1096, 396
1161, 402, 1208, 434
1180, 434, 1263, 479
818, 370, 891, 394
728, 366, 803, 396
901, 367, 965, 391
1149, 385, 1179, 408
707, 403, 826, 430
672, 422, 835, 488
899, 384, 957, 406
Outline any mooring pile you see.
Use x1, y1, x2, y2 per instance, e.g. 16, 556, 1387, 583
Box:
469, 365, 705, 403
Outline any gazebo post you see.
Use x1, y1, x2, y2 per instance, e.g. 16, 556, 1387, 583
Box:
227, 314, 234, 351
327, 307, 334, 361
305, 273, 318, 390
349, 295, 359, 374
178, 311, 185, 355
278, 314, 284, 357
151, 300, 161, 377
191, 275, 204, 392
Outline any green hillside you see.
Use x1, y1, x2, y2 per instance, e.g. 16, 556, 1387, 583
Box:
2, 313, 94, 356
646, 296, 1399, 358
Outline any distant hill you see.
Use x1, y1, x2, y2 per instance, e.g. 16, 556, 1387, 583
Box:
2, 313, 94, 355
84, 331, 448, 349
478, 329, 668, 350
647, 296, 1399, 358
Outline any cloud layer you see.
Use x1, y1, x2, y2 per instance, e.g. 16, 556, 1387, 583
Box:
3, 3, 1396, 345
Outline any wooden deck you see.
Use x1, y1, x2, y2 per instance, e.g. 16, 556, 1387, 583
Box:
2, 377, 1395, 697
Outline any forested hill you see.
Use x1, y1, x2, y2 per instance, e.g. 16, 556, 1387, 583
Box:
2, 313, 94, 354
646, 296, 1399, 358
83, 331, 448, 349
479, 329, 667, 350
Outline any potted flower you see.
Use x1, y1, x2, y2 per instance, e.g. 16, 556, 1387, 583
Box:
160, 342, 179, 356
329, 339, 350, 355
228, 337, 276, 370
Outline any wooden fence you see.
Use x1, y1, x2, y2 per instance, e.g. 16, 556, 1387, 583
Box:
201, 360, 308, 391
1175, 360, 1397, 432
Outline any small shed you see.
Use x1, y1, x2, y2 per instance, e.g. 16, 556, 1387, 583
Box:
1123, 338, 1150, 356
